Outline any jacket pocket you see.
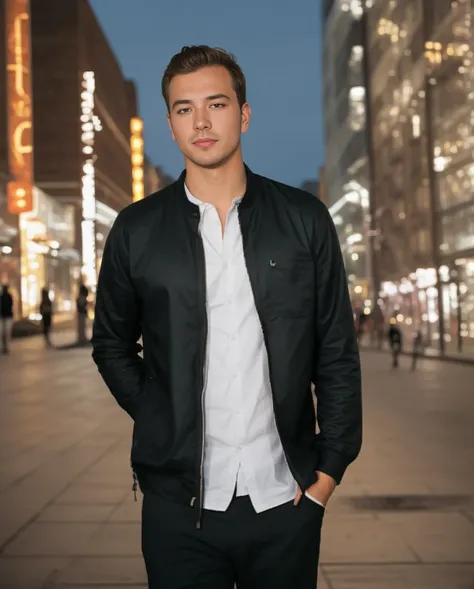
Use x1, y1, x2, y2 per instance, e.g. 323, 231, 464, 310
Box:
132, 377, 153, 421
304, 491, 326, 511
265, 256, 314, 318
131, 379, 172, 465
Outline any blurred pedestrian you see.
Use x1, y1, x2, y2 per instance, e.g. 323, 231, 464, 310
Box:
39, 287, 53, 347
76, 283, 89, 344
356, 310, 367, 342
92, 46, 362, 589
411, 329, 423, 370
0, 284, 14, 355
372, 304, 385, 349
388, 319, 403, 368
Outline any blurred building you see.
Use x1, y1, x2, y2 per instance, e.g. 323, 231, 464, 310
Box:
322, 0, 372, 311
0, 0, 155, 320
29, 0, 139, 293
318, 166, 328, 206
300, 179, 320, 198
366, 0, 474, 357
154, 165, 175, 189
144, 156, 160, 196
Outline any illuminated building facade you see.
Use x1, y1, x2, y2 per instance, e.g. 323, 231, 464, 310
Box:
366, 0, 474, 357
0, 0, 149, 321
0, 0, 77, 319
322, 0, 374, 313
0, 1, 20, 304
28, 0, 146, 295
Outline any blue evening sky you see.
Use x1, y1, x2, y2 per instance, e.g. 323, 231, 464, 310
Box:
89, 0, 324, 187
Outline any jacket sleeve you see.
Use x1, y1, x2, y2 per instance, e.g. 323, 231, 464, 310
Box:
311, 204, 362, 484
91, 211, 145, 419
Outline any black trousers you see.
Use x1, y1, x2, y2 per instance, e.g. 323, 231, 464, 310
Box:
142, 491, 324, 589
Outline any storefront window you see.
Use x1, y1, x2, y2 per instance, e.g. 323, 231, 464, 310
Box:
438, 162, 474, 210
457, 259, 474, 353
19, 188, 78, 320
438, 259, 474, 356
430, 1, 474, 217
439, 203, 474, 255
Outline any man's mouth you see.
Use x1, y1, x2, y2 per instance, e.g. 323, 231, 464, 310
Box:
193, 139, 218, 148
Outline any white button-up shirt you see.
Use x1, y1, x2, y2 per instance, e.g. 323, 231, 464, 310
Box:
185, 184, 320, 514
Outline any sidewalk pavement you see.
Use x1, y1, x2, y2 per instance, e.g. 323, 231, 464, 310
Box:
0, 332, 473, 588
359, 331, 474, 365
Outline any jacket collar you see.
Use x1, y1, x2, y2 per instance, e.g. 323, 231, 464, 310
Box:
176, 163, 257, 215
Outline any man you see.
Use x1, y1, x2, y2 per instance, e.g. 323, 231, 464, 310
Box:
411, 329, 423, 370
92, 46, 362, 589
1, 284, 14, 355
388, 317, 403, 369
76, 283, 89, 344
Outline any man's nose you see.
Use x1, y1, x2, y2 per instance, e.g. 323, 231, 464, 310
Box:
194, 114, 211, 131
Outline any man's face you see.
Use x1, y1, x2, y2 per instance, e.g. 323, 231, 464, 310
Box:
167, 66, 250, 169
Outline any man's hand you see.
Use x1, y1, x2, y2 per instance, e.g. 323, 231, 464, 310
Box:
293, 470, 337, 506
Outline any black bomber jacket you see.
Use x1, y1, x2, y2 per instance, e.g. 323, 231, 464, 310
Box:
92, 165, 362, 526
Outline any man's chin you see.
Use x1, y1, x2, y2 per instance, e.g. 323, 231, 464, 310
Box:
187, 156, 228, 170
185, 146, 240, 170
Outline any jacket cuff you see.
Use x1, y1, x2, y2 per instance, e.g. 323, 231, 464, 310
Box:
315, 448, 349, 485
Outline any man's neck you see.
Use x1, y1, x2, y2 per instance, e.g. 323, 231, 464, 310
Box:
184, 154, 247, 207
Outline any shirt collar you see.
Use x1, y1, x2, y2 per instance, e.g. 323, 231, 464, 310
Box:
184, 183, 243, 207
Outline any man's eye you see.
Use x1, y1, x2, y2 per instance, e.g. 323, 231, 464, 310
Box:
210, 103, 225, 109
177, 108, 191, 114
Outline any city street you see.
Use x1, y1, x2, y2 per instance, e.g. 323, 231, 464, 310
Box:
0, 332, 473, 589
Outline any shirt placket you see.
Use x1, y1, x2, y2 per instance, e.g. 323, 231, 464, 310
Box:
223, 206, 239, 417
227, 205, 249, 497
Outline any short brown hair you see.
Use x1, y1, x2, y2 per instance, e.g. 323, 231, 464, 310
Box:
162, 45, 247, 110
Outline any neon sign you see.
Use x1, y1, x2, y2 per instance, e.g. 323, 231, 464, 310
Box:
80, 71, 102, 290
5, 0, 33, 214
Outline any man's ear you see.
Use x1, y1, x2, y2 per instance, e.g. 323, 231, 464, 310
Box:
241, 103, 251, 133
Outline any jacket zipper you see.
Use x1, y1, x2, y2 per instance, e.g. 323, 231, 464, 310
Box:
131, 463, 138, 501
192, 213, 208, 529
192, 315, 207, 528
196, 361, 206, 529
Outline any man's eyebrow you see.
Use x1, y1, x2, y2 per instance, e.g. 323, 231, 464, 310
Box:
171, 94, 232, 109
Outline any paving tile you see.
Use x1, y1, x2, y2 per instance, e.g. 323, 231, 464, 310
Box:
463, 511, 474, 524
54, 485, 129, 505
320, 518, 418, 564
325, 563, 474, 588
317, 569, 331, 589
52, 556, 147, 584
77, 435, 125, 449
109, 497, 142, 522
87, 523, 142, 556
37, 504, 116, 523
362, 481, 434, 495
425, 479, 474, 494
0, 447, 115, 549
378, 512, 474, 562
0, 448, 57, 490
73, 475, 130, 489
3, 523, 100, 556
0, 556, 71, 589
